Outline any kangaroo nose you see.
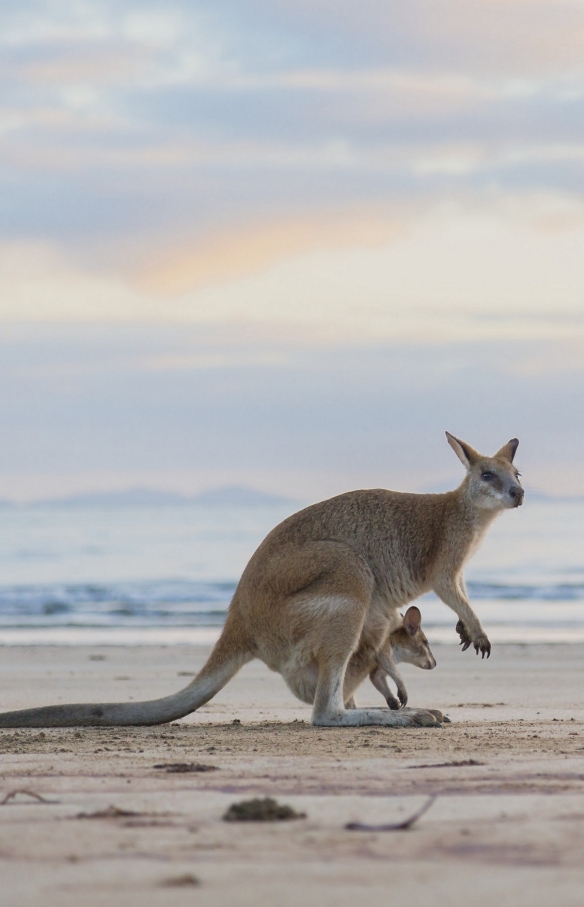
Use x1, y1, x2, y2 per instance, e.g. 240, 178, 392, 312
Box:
509, 485, 524, 505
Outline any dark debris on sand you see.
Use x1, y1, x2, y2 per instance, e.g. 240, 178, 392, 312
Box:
223, 797, 306, 822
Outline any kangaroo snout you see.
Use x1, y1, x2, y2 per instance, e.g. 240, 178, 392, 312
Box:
509, 484, 524, 506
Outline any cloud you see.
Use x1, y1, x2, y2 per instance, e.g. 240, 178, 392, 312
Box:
127, 208, 405, 295
1, 194, 583, 352
0, 0, 583, 349
252, 0, 584, 75
0, 0, 583, 269
19, 43, 153, 87
102, 194, 584, 347
0, 240, 149, 321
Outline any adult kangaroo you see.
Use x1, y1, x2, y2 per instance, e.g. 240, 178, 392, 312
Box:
0, 432, 523, 729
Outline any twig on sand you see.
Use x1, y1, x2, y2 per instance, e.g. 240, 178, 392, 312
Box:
1, 789, 56, 805
74, 805, 142, 820
153, 762, 219, 773
345, 795, 437, 832
407, 759, 483, 769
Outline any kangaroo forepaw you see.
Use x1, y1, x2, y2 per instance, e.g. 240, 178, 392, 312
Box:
456, 620, 490, 658
456, 619, 472, 650
385, 694, 400, 710
473, 634, 491, 658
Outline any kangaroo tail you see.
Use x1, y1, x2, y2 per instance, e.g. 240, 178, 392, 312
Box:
0, 621, 251, 728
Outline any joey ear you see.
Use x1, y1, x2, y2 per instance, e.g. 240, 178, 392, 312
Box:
445, 432, 480, 469
402, 606, 421, 636
494, 438, 519, 463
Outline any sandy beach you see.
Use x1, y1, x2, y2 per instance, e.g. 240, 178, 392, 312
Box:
1, 641, 584, 907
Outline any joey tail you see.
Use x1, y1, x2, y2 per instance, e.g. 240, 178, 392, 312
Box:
0, 621, 252, 728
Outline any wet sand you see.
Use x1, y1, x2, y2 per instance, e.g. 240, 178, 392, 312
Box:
1, 642, 584, 906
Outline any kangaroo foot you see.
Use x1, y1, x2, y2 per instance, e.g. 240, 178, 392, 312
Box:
312, 707, 441, 728
399, 707, 443, 727
427, 708, 450, 723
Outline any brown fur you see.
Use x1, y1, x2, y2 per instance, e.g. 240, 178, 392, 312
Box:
346, 605, 436, 710
0, 433, 522, 729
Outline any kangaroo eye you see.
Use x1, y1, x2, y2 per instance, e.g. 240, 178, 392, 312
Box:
481, 472, 493, 480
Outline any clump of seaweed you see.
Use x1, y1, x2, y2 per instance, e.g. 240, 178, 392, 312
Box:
223, 797, 306, 822
160, 874, 200, 887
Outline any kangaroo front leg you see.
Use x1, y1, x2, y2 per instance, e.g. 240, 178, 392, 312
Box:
312, 661, 440, 727
433, 576, 491, 658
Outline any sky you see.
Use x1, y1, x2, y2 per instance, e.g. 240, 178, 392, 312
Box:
1, 0, 584, 501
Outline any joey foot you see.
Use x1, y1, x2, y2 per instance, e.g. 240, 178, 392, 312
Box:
385, 683, 407, 709
456, 621, 491, 658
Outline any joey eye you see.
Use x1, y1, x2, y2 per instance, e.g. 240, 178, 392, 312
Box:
481, 472, 493, 480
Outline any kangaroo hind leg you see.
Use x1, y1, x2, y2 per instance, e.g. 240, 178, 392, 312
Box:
309, 598, 441, 728
312, 659, 440, 727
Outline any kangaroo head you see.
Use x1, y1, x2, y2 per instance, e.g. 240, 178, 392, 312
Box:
389, 606, 436, 670
446, 432, 524, 511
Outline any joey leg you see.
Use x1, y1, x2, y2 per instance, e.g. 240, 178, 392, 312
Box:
369, 666, 402, 710
375, 654, 408, 707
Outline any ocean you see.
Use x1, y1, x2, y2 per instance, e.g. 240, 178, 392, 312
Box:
0, 497, 582, 645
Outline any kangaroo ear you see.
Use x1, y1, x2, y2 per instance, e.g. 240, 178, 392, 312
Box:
494, 438, 519, 463
402, 606, 421, 636
446, 432, 480, 469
